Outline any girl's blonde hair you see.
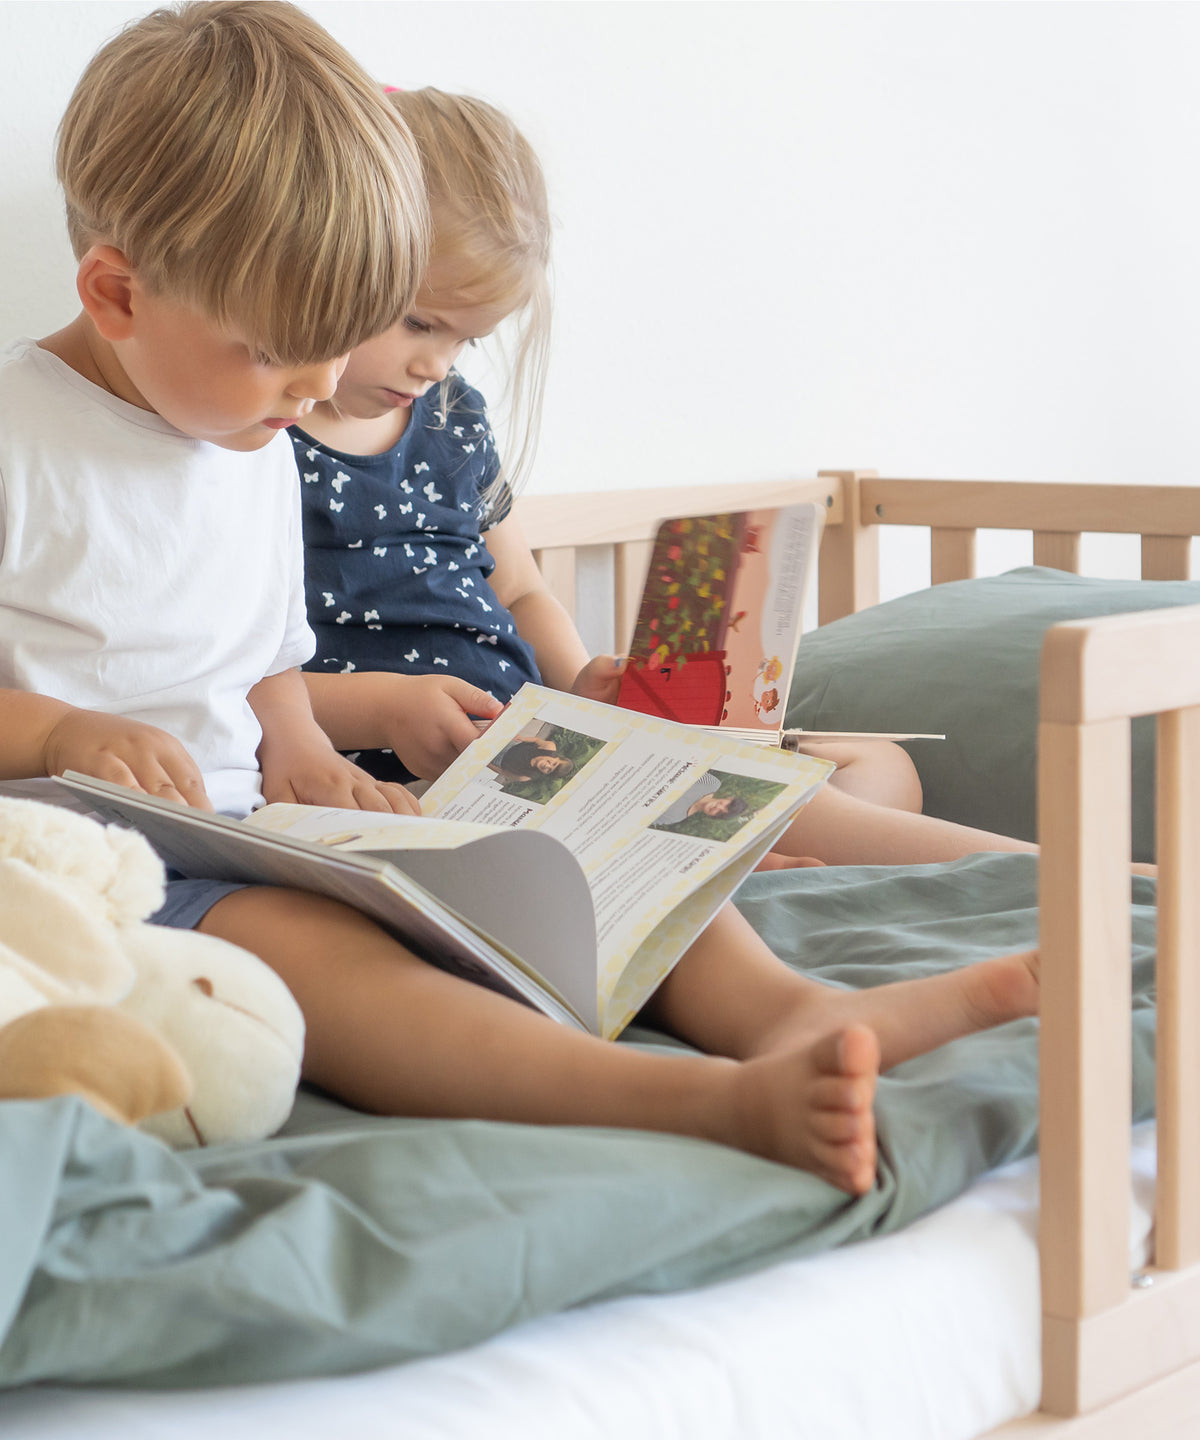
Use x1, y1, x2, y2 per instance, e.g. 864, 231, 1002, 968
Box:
390, 88, 551, 494
58, 1, 429, 365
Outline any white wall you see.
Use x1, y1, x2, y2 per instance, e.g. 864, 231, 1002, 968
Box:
2, 0, 1197, 590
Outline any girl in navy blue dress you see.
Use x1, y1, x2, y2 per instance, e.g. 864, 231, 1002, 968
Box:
293, 89, 1050, 875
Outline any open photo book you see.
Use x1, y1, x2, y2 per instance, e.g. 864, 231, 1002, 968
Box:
617, 503, 942, 748
57, 685, 834, 1040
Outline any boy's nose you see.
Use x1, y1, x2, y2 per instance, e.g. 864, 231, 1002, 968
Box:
289, 355, 348, 403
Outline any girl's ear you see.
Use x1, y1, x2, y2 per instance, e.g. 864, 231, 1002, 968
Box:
76, 245, 137, 342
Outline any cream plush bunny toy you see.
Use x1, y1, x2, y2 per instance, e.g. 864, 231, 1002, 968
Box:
0, 796, 304, 1146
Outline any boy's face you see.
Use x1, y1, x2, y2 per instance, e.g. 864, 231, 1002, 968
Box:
117, 290, 348, 452
329, 260, 513, 423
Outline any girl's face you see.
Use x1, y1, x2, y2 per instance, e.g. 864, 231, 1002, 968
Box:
329, 258, 516, 424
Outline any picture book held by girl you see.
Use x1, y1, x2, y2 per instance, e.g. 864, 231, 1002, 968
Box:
616, 503, 942, 749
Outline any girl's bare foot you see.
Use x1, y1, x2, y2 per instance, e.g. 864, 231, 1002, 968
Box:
720, 1024, 881, 1194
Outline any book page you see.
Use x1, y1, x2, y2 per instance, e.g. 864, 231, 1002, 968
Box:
616, 503, 823, 737
422, 685, 834, 1030
244, 804, 496, 850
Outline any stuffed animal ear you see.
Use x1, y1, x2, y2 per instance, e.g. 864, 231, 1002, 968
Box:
99, 823, 167, 925
0, 858, 135, 1002
0, 798, 166, 926
0, 1004, 192, 1125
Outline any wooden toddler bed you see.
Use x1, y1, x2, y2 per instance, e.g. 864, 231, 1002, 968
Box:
1, 471, 1198, 1439
522, 469, 1200, 1435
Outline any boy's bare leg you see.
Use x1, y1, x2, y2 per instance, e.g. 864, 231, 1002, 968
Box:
643, 905, 1039, 1071
198, 887, 882, 1192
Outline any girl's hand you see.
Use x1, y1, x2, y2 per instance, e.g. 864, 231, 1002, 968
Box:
372, 674, 502, 780
569, 655, 625, 706
42, 709, 213, 810
260, 738, 421, 815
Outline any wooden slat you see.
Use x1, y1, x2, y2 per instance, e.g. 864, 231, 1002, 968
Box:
861, 479, 1200, 537
817, 468, 879, 623
1155, 704, 1200, 1270
930, 526, 977, 584
613, 539, 652, 653
1142, 534, 1192, 581
1038, 714, 1132, 1415
1041, 605, 1200, 724
532, 547, 577, 620
516, 478, 841, 552
1034, 531, 1083, 574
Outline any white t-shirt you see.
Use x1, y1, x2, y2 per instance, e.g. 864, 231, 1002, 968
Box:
0, 338, 315, 818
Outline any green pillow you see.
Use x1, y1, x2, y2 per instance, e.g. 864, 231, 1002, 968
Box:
786, 566, 1200, 862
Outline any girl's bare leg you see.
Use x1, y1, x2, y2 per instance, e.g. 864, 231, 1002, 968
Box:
776, 783, 1037, 866
776, 781, 1156, 875
792, 739, 923, 813
199, 887, 883, 1192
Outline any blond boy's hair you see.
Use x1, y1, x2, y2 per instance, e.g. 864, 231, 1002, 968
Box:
57, 1, 428, 364
390, 88, 551, 493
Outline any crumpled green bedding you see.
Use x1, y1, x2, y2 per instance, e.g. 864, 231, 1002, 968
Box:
0, 854, 1157, 1389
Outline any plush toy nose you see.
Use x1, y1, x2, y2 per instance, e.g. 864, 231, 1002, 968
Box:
193, 977, 214, 996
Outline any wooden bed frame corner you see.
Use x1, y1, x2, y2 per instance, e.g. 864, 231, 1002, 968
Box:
519, 471, 1200, 1437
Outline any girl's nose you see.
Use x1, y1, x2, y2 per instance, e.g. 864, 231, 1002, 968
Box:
413, 343, 452, 385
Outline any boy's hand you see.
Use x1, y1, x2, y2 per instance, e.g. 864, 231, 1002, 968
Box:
570, 656, 626, 706
260, 739, 421, 815
371, 674, 502, 780
42, 709, 213, 810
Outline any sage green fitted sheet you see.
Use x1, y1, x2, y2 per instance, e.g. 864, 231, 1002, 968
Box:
0, 854, 1157, 1388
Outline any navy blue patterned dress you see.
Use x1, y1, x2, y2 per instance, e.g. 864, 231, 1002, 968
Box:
291, 374, 539, 780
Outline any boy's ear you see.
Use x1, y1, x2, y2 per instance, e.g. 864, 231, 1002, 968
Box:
76, 245, 138, 342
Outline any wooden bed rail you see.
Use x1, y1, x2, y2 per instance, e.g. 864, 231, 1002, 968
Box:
519, 474, 1199, 644
1038, 604, 1200, 1419
857, 478, 1200, 591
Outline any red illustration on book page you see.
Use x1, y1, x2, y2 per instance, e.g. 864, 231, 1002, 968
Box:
617, 504, 822, 733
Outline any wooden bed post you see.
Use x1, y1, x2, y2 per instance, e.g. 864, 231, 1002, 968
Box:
1037, 605, 1200, 1420
817, 469, 879, 623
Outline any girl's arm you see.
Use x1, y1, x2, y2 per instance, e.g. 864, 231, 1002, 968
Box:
249, 669, 419, 813
487, 514, 623, 701
304, 671, 501, 780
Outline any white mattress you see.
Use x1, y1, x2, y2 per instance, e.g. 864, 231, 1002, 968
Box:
0, 1126, 1157, 1440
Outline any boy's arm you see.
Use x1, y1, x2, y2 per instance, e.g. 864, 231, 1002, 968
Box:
0, 689, 213, 809
486, 515, 623, 700
249, 668, 420, 813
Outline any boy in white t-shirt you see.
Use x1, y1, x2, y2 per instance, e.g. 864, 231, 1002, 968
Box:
0, 1, 1041, 1195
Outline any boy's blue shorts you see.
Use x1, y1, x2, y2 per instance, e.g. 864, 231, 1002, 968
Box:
150, 873, 248, 930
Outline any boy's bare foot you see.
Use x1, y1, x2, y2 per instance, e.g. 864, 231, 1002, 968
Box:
723, 1024, 880, 1194
750, 949, 1040, 1073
